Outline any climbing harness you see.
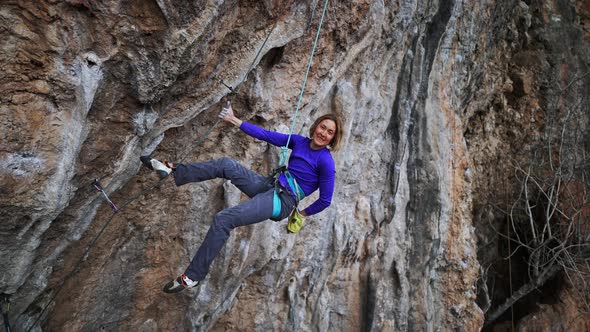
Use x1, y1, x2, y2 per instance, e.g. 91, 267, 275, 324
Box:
92, 179, 119, 213
268, 165, 306, 220
270, 0, 329, 220
2, 294, 11, 332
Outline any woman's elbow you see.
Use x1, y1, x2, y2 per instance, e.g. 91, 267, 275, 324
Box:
321, 197, 333, 209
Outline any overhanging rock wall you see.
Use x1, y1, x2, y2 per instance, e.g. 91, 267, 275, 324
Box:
1, 1, 588, 331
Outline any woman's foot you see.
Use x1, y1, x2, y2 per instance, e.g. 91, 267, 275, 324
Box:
140, 156, 174, 178
163, 274, 198, 293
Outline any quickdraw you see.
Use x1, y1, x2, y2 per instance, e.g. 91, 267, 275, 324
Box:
92, 179, 119, 213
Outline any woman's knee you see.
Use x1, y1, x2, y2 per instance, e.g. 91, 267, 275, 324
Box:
217, 157, 236, 169
212, 212, 233, 233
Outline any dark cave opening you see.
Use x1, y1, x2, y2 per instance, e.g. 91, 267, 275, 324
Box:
479, 216, 566, 331
262, 46, 285, 68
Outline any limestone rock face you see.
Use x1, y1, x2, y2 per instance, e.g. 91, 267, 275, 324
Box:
0, 0, 588, 331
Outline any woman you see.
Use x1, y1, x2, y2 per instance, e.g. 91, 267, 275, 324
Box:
141, 103, 343, 293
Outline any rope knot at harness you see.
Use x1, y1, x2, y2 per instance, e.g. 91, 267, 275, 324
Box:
278, 146, 290, 167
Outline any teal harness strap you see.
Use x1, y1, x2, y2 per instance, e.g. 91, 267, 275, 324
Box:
284, 170, 305, 201
272, 189, 282, 220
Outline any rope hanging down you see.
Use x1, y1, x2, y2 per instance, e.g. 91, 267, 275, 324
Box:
279, 0, 330, 167
23, 12, 283, 332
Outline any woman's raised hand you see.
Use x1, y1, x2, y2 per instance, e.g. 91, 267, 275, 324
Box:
219, 101, 242, 127
219, 101, 233, 121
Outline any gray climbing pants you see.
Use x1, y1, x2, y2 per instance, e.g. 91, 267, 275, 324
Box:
173, 157, 296, 281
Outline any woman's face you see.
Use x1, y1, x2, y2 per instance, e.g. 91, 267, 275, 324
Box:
311, 119, 337, 149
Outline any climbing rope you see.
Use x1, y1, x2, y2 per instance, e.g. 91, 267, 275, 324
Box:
23, 10, 284, 332
279, 0, 330, 167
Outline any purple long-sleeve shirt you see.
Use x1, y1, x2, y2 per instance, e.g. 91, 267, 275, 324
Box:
240, 121, 335, 216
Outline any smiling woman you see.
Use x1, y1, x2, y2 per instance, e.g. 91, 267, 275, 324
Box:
141, 103, 344, 293
308, 114, 343, 151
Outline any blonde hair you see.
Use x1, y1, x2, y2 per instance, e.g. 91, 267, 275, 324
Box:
308, 114, 344, 151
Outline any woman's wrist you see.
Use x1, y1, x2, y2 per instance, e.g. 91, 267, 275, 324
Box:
232, 116, 243, 127
228, 115, 242, 127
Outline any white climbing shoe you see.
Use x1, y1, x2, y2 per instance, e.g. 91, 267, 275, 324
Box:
151, 159, 172, 178
140, 156, 173, 178
163, 274, 198, 293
